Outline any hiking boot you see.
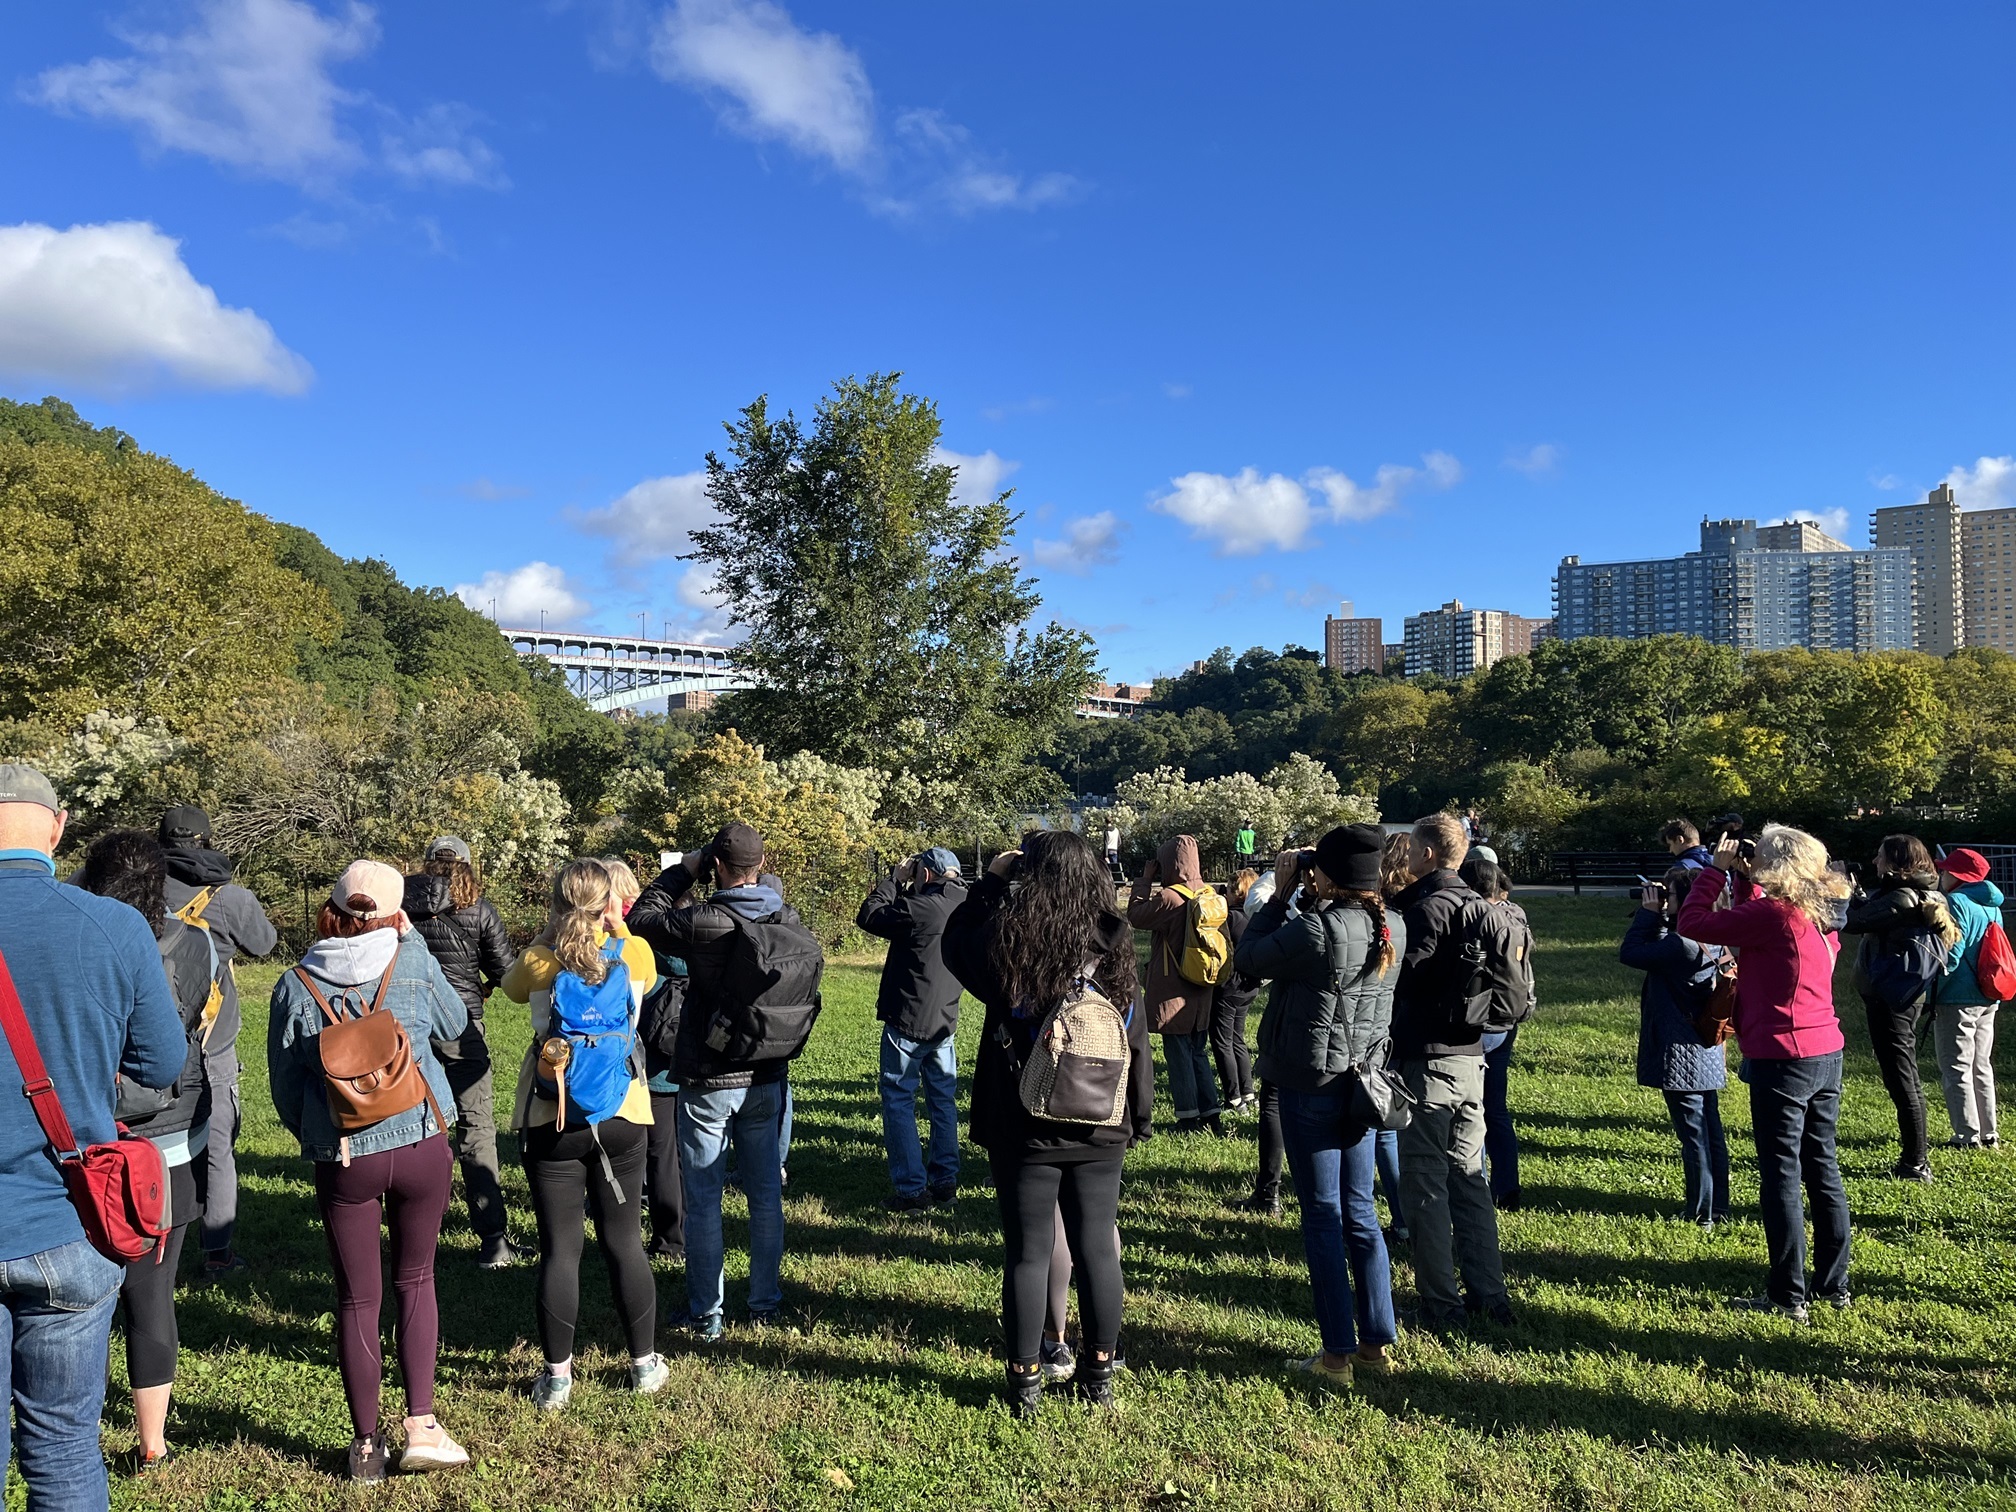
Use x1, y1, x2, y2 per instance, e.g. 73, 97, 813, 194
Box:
1728, 1293, 1810, 1324
532, 1371, 573, 1413
346, 1434, 389, 1484
630, 1354, 670, 1394
882, 1192, 932, 1213
1288, 1354, 1353, 1390
200, 1250, 249, 1283
1231, 1186, 1281, 1217
1039, 1337, 1076, 1382
397, 1417, 469, 1474
476, 1236, 518, 1270
1004, 1364, 1043, 1419
1072, 1352, 1117, 1408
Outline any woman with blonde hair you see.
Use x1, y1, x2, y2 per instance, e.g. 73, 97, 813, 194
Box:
1678, 823, 1853, 1322
1842, 834, 1962, 1182
504, 859, 664, 1410
1236, 824, 1405, 1387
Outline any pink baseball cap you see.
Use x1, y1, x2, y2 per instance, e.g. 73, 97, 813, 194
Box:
330, 859, 405, 919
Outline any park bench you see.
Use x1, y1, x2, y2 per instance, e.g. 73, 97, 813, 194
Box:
1551, 851, 1677, 895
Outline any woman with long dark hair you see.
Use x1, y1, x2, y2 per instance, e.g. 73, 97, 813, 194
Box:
944, 830, 1151, 1415
1236, 824, 1405, 1387
1842, 834, 1960, 1182
72, 830, 216, 1471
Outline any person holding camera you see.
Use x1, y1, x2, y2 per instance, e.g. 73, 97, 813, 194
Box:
857, 849, 969, 1211
1676, 825, 1853, 1321
1390, 814, 1511, 1333
943, 832, 1151, 1415
1234, 825, 1404, 1388
1621, 867, 1731, 1228
1127, 836, 1226, 1135
1843, 835, 1961, 1183
630, 823, 818, 1337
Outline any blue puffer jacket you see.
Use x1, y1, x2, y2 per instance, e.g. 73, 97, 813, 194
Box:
1941, 880, 2006, 1007
269, 928, 465, 1162
1621, 907, 1728, 1093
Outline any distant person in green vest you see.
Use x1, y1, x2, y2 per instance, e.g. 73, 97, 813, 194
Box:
1235, 820, 1257, 878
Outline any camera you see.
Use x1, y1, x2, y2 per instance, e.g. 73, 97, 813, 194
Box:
1635, 874, 1668, 899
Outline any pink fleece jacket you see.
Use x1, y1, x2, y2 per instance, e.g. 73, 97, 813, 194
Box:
1674, 867, 1844, 1061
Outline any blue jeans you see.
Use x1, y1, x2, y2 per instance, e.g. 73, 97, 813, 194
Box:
1664, 1090, 1732, 1224
880, 1026, 960, 1197
1163, 1031, 1221, 1121
1, 1238, 126, 1512
1481, 1028, 1519, 1201
1745, 1053, 1851, 1306
679, 1081, 785, 1323
1376, 1127, 1407, 1234
1279, 1087, 1396, 1356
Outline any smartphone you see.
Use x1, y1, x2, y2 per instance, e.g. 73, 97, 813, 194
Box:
1635, 874, 1667, 895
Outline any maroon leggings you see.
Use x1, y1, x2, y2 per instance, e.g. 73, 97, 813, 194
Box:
314, 1134, 453, 1437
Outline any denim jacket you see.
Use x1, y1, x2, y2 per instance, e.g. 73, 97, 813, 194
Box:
268, 929, 466, 1163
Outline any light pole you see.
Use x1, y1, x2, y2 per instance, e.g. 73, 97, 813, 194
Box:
539, 608, 546, 632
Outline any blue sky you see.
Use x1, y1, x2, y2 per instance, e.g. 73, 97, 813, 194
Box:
6, 2, 2016, 680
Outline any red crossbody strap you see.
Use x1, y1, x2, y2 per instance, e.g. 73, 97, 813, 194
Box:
0, 947, 83, 1159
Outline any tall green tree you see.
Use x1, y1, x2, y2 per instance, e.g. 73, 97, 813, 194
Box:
686, 373, 1098, 830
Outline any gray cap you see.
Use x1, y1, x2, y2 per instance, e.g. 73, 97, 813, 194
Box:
0, 765, 60, 813
1470, 844, 1499, 865
426, 835, 472, 864
922, 846, 962, 877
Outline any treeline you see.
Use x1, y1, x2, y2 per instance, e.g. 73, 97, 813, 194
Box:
1049, 637, 2016, 867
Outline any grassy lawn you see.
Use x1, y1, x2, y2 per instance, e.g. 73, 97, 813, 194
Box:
53, 895, 2016, 1510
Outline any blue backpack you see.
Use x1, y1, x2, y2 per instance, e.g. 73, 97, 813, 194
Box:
538, 940, 635, 1128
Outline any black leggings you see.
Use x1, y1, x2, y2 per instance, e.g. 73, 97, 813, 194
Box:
524, 1117, 655, 1363
1256, 1081, 1284, 1193
991, 1152, 1124, 1367
120, 1161, 197, 1390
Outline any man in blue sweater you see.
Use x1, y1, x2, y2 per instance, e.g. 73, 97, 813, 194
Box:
0, 765, 183, 1512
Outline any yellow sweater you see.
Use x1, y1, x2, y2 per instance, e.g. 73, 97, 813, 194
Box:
504, 924, 657, 1131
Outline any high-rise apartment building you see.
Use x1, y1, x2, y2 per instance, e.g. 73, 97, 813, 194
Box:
1964, 505, 2016, 651
1402, 600, 1541, 679
1554, 517, 1915, 652
1323, 601, 1385, 674
1875, 483, 1964, 655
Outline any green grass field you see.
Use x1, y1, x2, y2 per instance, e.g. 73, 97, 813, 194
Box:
47, 896, 2016, 1510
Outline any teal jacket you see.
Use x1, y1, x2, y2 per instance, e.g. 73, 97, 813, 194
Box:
1942, 880, 2006, 1007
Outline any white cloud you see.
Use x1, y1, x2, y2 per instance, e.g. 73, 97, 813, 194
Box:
1944, 456, 2016, 511
671, 563, 734, 642
574, 471, 714, 558
643, 0, 1075, 218
933, 446, 1019, 509
650, 0, 874, 169
1151, 453, 1460, 555
1870, 471, 1904, 491
31, 0, 502, 193
1504, 442, 1561, 479
452, 562, 591, 626
1029, 511, 1121, 574
0, 221, 311, 395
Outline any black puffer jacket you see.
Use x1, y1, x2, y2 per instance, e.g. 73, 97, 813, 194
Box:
117, 919, 215, 1138
1240, 896, 1407, 1093
857, 872, 968, 1041
942, 872, 1153, 1162
1843, 872, 1954, 1010
401, 875, 512, 1022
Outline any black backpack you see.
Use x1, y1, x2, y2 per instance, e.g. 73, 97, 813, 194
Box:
1475, 901, 1538, 1032
1446, 897, 1508, 1033
638, 956, 688, 1066
699, 910, 826, 1064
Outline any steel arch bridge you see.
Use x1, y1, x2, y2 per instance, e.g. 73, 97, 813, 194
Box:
504, 629, 754, 712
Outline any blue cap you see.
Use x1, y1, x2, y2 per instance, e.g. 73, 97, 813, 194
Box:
922, 847, 962, 877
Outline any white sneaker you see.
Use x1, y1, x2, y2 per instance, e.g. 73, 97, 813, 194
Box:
398, 1419, 470, 1473
630, 1354, 670, 1395
533, 1371, 573, 1413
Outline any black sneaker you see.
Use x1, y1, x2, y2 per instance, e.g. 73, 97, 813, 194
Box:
1004, 1365, 1043, 1419
927, 1183, 958, 1207
1203, 1113, 1228, 1138
1231, 1187, 1281, 1217
200, 1250, 249, 1283
346, 1434, 389, 1484
476, 1236, 518, 1270
1729, 1293, 1810, 1324
1172, 1117, 1204, 1135
1492, 1187, 1523, 1213
882, 1192, 932, 1213
1071, 1353, 1116, 1409
1815, 1289, 1852, 1311
1039, 1337, 1076, 1382
1891, 1160, 1934, 1183
1399, 1306, 1464, 1338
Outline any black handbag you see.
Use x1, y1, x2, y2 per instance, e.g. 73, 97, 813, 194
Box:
1346, 1039, 1416, 1131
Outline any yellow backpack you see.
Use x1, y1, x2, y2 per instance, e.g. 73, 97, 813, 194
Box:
1167, 884, 1231, 987
172, 886, 228, 1045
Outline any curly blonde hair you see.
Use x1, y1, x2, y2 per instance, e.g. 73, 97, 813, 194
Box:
546, 858, 613, 983
1748, 824, 1852, 932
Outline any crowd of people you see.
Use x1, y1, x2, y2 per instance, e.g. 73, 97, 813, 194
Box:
0, 753, 2006, 1503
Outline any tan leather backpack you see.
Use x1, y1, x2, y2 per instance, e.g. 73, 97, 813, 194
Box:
292, 942, 445, 1165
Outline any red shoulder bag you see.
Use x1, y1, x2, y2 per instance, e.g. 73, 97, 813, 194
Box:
0, 947, 170, 1264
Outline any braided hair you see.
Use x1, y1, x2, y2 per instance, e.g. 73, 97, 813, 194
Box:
1332, 888, 1396, 979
